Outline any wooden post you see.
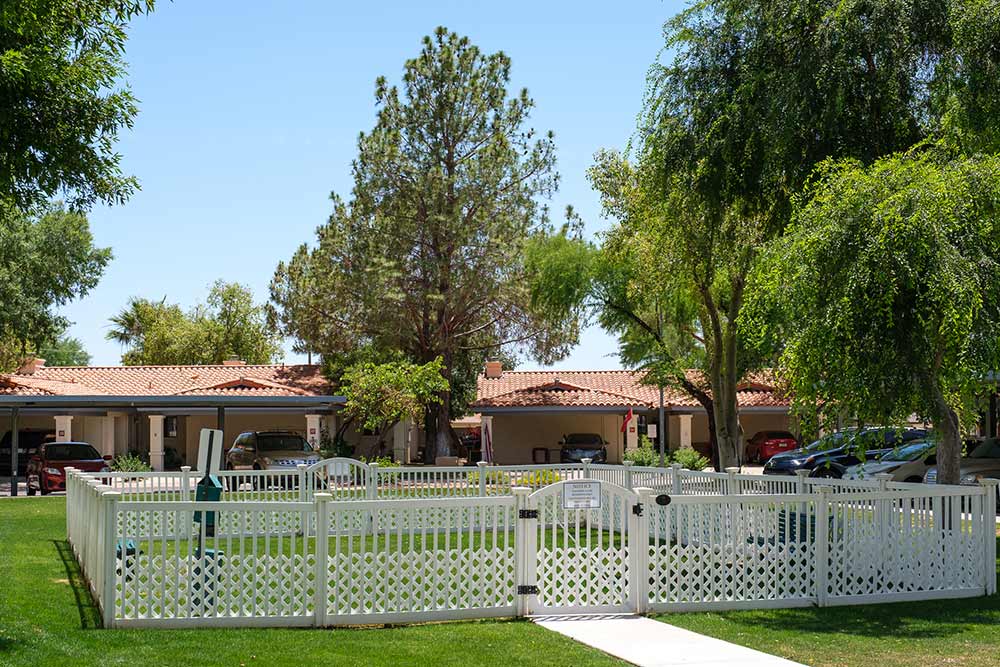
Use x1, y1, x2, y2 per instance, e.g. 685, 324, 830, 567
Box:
815, 486, 831, 606
314, 493, 331, 626
477, 460, 488, 496
102, 491, 121, 628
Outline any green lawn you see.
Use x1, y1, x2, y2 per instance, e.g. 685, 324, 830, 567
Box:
0, 498, 626, 667
656, 531, 1000, 667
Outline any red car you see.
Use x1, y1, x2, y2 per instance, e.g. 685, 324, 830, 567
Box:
746, 430, 800, 463
26, 442, 111, 495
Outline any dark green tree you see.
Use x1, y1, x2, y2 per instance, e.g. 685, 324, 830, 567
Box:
271, 28, 577, 460
0, 0, 154, 210
38, 334, 91, 366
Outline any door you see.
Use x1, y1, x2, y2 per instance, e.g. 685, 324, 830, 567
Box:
524, 479, 642, 615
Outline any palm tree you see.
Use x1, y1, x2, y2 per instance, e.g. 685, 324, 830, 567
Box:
105, 297, 160, 347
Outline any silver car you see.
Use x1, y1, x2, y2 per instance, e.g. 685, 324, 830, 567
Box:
844, 440, 936, 483
924, 438, 1000, 501
225, 431, 320, 472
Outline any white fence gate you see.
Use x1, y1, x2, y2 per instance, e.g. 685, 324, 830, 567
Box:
521, 480, 646, 615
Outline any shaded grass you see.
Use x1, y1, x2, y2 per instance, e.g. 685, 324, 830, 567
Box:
0, 498, 626, 667
656, 531, 1000, 667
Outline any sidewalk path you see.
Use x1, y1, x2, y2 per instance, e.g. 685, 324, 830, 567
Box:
534, 614, 808, 667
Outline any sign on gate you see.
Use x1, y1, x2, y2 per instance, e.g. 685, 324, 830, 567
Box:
562, 480, 602, 509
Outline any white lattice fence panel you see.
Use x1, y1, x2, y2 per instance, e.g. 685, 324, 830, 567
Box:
537, 546, 630, 608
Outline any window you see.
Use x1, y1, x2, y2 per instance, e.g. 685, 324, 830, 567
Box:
164, 416, 178, 438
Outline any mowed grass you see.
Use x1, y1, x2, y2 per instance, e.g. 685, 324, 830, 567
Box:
0, 498, 626, 667
656, 530, 1000, 667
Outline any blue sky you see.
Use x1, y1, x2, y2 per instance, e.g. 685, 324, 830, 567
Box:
64, 1, 682, 368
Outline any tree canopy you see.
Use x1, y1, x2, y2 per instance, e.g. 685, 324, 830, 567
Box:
270, 27, 576, 459
747, 151, 1000, 483
108, 281, 282, 365
0, 202, 110, 370
0, 0, 153, 210
38, 334, 91, 366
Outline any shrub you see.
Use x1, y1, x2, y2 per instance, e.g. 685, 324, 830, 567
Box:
624, 436, 663, 467
111, 453, 151, 473
671, 448, 710, 470
522, 469, 560, 487
467, 469, 511, 486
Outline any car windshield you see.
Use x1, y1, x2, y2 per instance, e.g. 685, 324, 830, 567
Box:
45, 444, 101, 460
804, 432, 851, 452
257, 434, 311, 452
563, 434, 603, 446
968, 439, 1000, 459
880, 441, 934, 462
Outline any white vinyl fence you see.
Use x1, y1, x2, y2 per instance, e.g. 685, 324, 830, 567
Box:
65, 461, 998, 628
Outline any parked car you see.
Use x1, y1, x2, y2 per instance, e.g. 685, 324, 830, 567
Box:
844, 440, 936, 482
559, 433, 607, 463
745, 430, 800, 463
0, 429, 55, 477
924, 438, 1000, 497
763, 427, 928, 478
26, 441, 110, 495
225, 431, 321, 473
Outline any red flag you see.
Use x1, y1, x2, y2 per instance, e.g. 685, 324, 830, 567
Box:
621, 407, 634, 433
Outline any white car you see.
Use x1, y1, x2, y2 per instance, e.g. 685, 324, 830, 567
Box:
843, 440, 936, 483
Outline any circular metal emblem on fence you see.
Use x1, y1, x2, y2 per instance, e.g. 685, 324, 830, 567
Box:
655, 494, 671, 506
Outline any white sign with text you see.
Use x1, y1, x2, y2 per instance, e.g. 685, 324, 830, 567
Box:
562, 480, 602, 510
197, 428, 225, 475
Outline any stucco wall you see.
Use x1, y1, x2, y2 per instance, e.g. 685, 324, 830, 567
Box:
490, 412, 625, 464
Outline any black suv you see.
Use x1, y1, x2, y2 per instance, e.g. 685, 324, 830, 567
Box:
763, 427, 928, 478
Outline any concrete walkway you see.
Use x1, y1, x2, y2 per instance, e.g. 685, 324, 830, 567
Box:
534, 614, 808, 667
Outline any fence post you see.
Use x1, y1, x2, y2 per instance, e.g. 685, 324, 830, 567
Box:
671, 463, 683, 495
725, 467, 739, 496
582, 458, 592, 479
795, 469, 810, 494
623, 460, 634, 490
367, 462, 379, 500
65, 467, 77, 543
512, 486, 534, 618
298, 464, 309, 536
102, 490, 121, 628
477, 460, 488, 496
981, 479, 998, 595
314, 493, 332, 626
815, 486, 831, 607
180, 466, 191, 502
632, 487, 654, 614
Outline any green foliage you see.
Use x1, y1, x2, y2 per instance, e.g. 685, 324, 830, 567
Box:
0, 202, 110, 368
522, 469, 560, 486
671, 448, 710, 471
110, 452, 150, 473
747, 150, 1000, 482
0, 0, 154, 210
466, 469, 511, 486
340, 358, 450, 433
107, 281, 282, 365
37, 335, 90, 367
270, 27, 577, 457
318, 427, 353, 460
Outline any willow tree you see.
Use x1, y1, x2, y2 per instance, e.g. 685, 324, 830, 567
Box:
749, 151, 1000, 485
633, 0, 994, 467
270, 28, 576, 459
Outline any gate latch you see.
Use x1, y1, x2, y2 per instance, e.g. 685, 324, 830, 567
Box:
519, 509, 539, 519
632, 503, 644, 517
517, 585, 539, 595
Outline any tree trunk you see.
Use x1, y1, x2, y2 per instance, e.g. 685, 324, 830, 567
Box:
709, 331, 743, 470
435, 388, 454, 459
929, 381, 962, 485
422, 403, 438, 464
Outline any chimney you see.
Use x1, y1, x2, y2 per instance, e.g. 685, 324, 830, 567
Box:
484, 360, 503, 379
222, 357, 246, 367
17, 358, 46, 375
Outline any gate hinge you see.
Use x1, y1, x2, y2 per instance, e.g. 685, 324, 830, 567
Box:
517, 585, 539, 595
519, 509, 539, 519
632, 503, 644, 517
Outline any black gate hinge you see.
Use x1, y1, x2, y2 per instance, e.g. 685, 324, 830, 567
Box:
517, 585, 539, 595
632, 503, 644, 517
519, 509, 539, 519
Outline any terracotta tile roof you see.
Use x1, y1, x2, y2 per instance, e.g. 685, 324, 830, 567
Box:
473, 370, 787, 411
0, 364, 331, 397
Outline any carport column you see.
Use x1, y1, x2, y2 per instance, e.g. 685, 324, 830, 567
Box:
480, 415, 494, 463
678, 414, 693, 449
305, 414, 322, 450
625, 411, 638, 451
148, 415, 165, 471
54, 415, 73, 442
100, 415, 115, 457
